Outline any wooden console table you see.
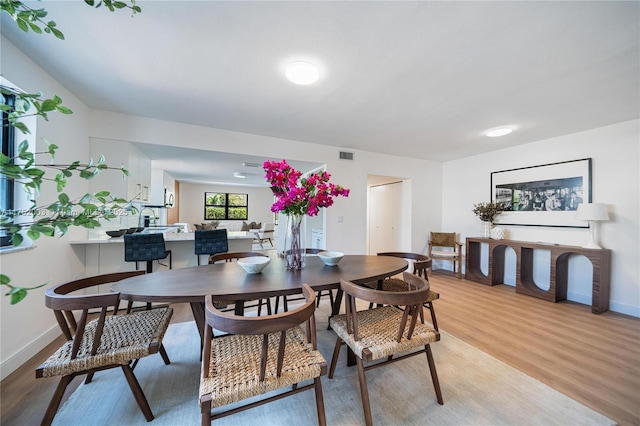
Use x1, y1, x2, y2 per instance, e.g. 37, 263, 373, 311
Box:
465, 237, 611, 314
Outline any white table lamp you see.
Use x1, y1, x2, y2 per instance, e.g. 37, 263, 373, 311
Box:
576, 203, 609, 249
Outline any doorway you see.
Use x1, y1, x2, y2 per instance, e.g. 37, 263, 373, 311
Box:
367, 176, 411, 255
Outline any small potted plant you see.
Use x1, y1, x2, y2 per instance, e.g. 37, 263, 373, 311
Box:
472, 202, 505, 238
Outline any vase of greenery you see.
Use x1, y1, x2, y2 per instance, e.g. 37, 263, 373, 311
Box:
472, 202, 505, 238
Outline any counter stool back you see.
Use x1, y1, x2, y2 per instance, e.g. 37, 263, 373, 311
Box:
124, 233, 172, 310
124, 233, 172, 273
195, 229, 228, 265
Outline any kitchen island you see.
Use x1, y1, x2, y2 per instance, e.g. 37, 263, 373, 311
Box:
71, 231, 255, 275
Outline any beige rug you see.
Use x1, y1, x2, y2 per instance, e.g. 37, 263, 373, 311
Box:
52, 304, 615, 426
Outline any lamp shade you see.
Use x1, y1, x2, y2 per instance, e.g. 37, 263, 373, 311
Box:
576, 203, 609, 221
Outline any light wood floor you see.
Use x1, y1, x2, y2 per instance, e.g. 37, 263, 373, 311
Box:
2, 272, 638, 425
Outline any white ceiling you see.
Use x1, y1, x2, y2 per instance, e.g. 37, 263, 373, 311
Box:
2, 1, 638, 186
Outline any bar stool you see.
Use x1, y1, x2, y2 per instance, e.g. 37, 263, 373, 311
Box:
194, 229, 228, 265
124, 233, 172, 311
124, 233, 172, 273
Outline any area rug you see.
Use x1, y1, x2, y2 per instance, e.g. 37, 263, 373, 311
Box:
52, 305, 615, 426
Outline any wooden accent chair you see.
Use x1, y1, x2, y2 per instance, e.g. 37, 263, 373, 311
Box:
276, 248, 334, 312
195, 228, 228, 265
208, 251, 273, 315
428, 232, 463, 279
199, 284, 327, 425
361, 252, 440, 330
36, 271, 173, 426
252, 222, 275, 248
329, 273, 443, 426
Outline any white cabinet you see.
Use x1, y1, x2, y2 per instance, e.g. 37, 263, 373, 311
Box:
311, 228, 325, 249
90, 138, 151, 202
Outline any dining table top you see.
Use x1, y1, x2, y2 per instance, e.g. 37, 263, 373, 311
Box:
110, 254, 408, 304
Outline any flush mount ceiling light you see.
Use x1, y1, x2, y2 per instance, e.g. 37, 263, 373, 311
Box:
285, 61, 319, 85
233, 172, 247, 179
486, 127, 513, 137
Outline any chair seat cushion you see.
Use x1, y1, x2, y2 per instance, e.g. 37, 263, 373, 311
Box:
361, 279, 440, 302
199, 326, 325, 408
430, 250, 459, 258
40, 307, 173, 378
329, 306, 439, 361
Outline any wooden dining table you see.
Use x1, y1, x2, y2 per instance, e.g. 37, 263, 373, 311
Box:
111, 254, 408, 340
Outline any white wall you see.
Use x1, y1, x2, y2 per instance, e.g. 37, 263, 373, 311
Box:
1, 36, 443, 377
88, 110, 444, 256
0, 37, 92, 378
179, 182, 274, 229
442, 119, 640, 317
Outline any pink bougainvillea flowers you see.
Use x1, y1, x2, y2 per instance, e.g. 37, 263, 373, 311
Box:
263, 160, 350, 216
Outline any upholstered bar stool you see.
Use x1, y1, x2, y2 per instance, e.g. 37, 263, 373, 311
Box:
194, 229, 228, 265
124, 233, 172, 273
124, 233, 172, 310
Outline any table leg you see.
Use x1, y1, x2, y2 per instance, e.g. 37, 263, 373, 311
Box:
190, 301, 205, 344
234, 301, 246, 316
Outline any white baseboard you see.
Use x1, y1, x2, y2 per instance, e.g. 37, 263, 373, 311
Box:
0, 325, 61, 381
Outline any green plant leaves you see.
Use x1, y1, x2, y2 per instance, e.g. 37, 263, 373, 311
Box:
0, 0, 142, 304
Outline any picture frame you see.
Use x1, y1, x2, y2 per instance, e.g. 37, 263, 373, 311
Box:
491, 158, 592, 228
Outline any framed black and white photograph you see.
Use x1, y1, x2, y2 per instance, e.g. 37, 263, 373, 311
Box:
491, 158, 592, 227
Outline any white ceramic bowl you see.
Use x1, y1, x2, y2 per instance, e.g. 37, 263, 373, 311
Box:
318, 251, 344, 266
237, 257, 270, 274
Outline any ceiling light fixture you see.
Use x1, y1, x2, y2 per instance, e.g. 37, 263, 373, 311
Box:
233, 172, 247, 179
242, 162, 260, 168
486, 127, 513, 137
285, 61, 319, 85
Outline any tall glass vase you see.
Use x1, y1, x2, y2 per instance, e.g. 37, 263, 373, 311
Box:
284, 214, 306, 270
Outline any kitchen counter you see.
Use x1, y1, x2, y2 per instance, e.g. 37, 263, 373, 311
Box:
70, 231, 254, 245
72, 231, 255, 275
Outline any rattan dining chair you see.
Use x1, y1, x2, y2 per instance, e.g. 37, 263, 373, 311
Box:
275, 248, 334, 313
208, 251, 273, 315
36, 271, 173, 426
200, 284, 327, 425
329, 273, 443, 426
361, 252, 440, 330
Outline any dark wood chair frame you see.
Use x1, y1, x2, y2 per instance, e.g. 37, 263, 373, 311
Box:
200, 284, 327, 425
428, 232, 463, 279
36, 271, 171, 426
251, 223, 275, 249
329, 274, 443, 426
208, 252, 273, 315
368, 252, 439, 330
276, 248, 334, 312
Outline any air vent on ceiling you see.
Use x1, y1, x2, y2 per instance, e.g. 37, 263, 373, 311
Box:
339, 151, 354, 161
242, 162, 261, 167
